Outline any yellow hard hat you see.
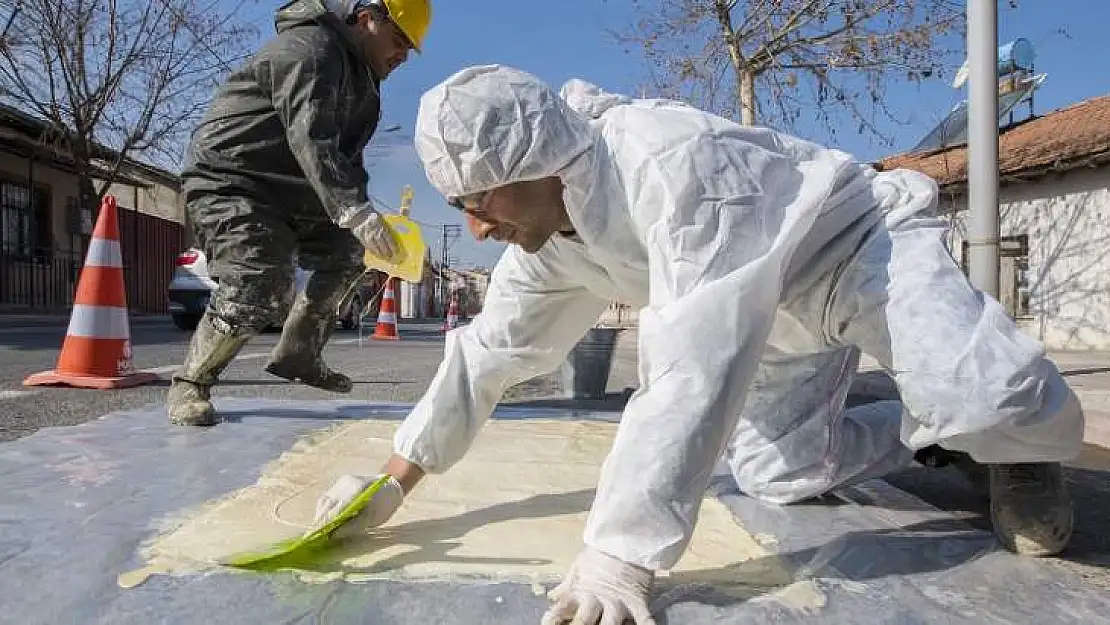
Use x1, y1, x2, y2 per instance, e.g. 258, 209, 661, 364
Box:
381, 0, 431, 52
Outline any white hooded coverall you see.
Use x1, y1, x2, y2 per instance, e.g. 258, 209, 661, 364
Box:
396, 65, 1084, 572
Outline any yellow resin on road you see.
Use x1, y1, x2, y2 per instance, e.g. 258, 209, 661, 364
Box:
119, 418, 795, 600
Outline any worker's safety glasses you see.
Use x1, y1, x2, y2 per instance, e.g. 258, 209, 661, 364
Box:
447, 191, 487, 212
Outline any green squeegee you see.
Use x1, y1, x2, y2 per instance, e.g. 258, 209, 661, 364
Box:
223, 474, 393, 571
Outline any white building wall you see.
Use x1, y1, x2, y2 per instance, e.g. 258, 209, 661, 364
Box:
945, 165, 1110, 350
399, 280, 417, 319
597, 300, 640, 328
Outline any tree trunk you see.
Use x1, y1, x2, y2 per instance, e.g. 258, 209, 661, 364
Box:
69, 140, 101, 249
739, 69, 756, 126
723, 34, 759, 127
78, 172, 99, 228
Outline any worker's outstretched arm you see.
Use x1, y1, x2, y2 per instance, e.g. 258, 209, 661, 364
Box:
312, 243, 607, 535
580, 134, 857, 572
392, 243, 610, 474
262, 35, 392, 257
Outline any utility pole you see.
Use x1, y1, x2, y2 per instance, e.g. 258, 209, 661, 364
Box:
439, 224, 461, 315
398, 184, 413, 217
967, 0, 1000, 298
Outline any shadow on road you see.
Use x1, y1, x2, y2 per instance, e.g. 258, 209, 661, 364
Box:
1061, 366, 1110, 377
884, 446, 1110, 580
0, 321, 186, 350
653, 516, 995, 618
501, 387, 635, 413
842, 370, 1110, 579
352, 324, 452, 344
147, 378, 419, 388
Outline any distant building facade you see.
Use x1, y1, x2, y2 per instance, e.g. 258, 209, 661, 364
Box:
0, 105, 184, 313
880, 94, 1110, 350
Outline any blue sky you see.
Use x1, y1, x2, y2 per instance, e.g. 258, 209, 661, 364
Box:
243, 0, 1110, 269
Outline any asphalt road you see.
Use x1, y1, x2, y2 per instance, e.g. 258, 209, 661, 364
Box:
2, 316, 1107, 589
0, 316, 634, 443
0, 318, 465, 442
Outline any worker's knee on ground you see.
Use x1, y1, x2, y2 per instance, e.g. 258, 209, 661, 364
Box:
902, 357, 1086, 463
734, 472, 833, 506
899, 353, 1075, 439
1047, 384, 1086, 457
730, 453, 836, 505
989, 370, 1085, 461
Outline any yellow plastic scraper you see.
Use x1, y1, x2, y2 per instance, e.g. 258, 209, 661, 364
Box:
222, 474, 393, 571
364, 213, 426, 283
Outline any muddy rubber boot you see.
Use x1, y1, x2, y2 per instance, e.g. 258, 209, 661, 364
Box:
167, 313, 252, 426
989, 462, 1073, 557
264, 294, 353, 393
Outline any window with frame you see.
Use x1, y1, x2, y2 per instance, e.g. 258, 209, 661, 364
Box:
1, 180, 52, 259
961, 233, 1031, 319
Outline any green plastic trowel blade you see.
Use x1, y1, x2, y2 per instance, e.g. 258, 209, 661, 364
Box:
222, 474, 393, 570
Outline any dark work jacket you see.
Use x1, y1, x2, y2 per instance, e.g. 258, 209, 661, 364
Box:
181, 0, 381, 225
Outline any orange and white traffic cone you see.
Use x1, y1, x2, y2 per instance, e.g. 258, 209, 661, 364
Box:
371, 277, 400, 341
441, 293, 459, 332
24, 195, 159, 390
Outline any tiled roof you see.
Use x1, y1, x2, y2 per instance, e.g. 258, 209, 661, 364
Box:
876, 94, 1110, 188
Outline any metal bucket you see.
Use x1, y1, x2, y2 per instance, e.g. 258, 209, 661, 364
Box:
560, 327, 620, 400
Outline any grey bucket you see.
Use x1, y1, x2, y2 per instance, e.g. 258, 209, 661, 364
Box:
560, 327, 621, 400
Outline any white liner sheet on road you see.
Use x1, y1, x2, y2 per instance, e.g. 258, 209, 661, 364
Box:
1, 398, 1107, 624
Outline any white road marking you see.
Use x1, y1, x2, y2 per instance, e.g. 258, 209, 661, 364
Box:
0, 337, 367, 403
143, 365, 180, 375
0, 390, 37, 401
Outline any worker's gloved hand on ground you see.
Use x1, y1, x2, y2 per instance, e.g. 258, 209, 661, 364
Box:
541, 547, 657, 625
345, 207, 399, 260
312, 473, 404, 538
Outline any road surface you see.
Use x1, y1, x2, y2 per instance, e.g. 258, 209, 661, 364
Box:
0, 319, 462, 442
1, 315, 1107, 591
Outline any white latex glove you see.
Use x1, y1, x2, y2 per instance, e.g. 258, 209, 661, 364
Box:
541, 547, 657, 625
348, 209, 399, 260
312, 473, 404, 538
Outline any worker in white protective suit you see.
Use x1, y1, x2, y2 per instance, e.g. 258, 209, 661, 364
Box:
312, 65, 1084, 625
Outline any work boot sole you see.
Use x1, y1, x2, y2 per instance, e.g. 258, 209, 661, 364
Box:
988, 463, 1074, 557
264, 361, 353, 393
168, 399, 219, 426
169, 408, 220, 427
916, 448, 1073, 556
167, 381, 220, 426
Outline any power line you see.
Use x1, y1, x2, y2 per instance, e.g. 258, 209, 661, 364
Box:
368, 192, 455, 230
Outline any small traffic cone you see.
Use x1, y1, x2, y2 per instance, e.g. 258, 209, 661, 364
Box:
441, 293, 459, 332
24, 195, 159, 390
371, 277, 400, 341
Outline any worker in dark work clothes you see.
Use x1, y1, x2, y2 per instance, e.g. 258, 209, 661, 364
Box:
168, 0, 433, 426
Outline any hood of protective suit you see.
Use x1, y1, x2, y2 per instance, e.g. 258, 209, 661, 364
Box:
275, 0, 377, 72
559, 78, 696, 121
557, 79, 632, 120
414, 65, 598, 199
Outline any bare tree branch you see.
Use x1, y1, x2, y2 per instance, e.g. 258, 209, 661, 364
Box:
611, 0, 969, 146
0, 0, 257, 212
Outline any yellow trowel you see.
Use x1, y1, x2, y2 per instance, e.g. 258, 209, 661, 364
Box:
222, 474, 393, 571
364, 212, 426, 283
